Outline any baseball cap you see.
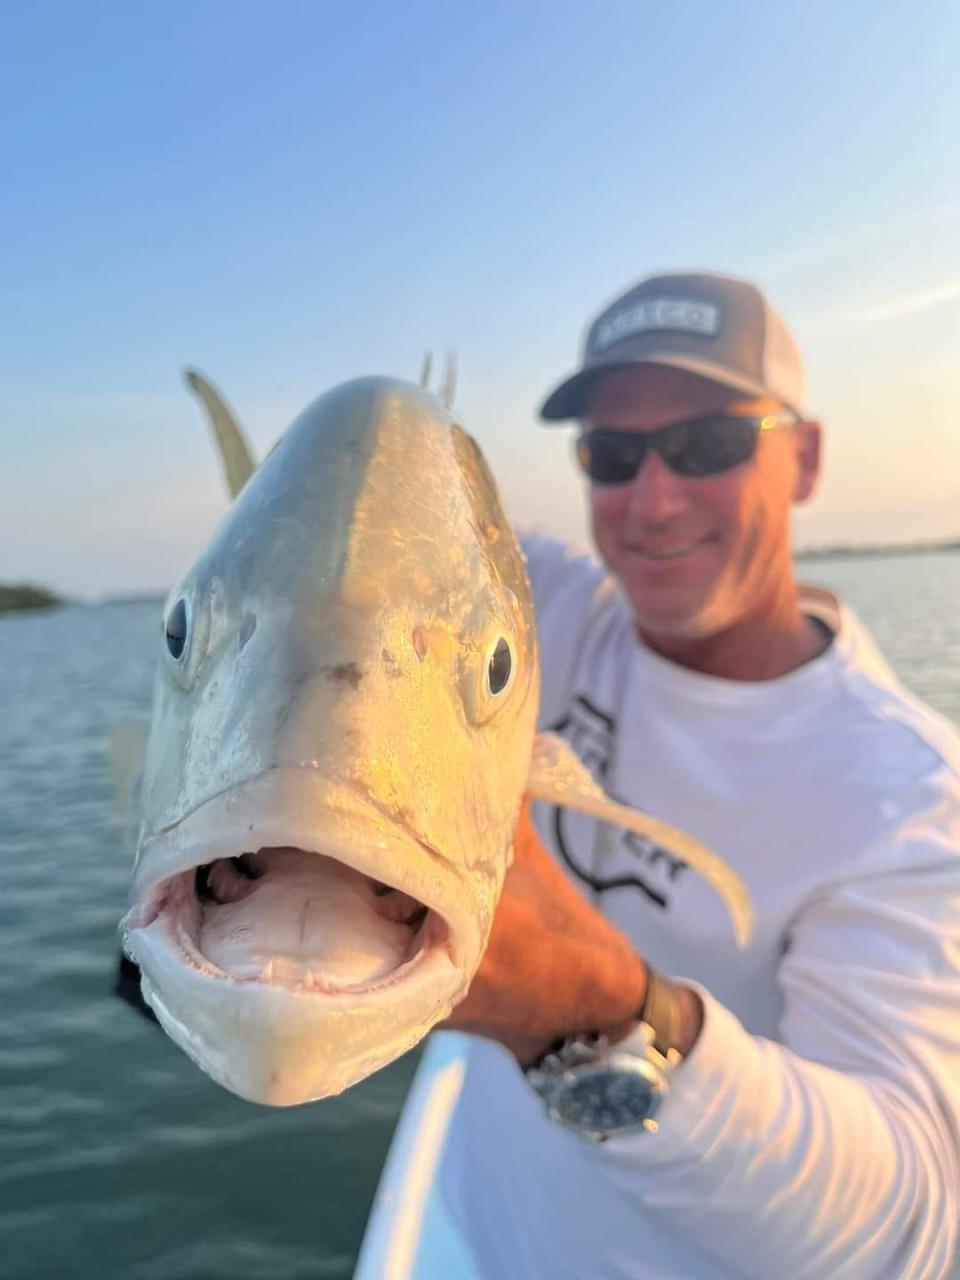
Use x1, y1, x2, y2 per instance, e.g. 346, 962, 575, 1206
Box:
539, 271, 805, 421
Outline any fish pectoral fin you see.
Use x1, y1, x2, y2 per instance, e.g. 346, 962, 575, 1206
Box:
526, 732, 754, 948
184, 368, 258, 499
109, 720, 150, 812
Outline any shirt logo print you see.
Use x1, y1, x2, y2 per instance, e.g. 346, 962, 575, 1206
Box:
548, 695, 689, 910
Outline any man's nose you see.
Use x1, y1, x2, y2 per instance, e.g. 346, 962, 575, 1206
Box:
624, 448, 689, 522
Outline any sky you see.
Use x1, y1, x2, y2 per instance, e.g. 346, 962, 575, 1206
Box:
1, 0, 958, 597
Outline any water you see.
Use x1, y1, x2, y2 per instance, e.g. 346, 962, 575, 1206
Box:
2, 552, 959, 1279
0, 601, 417, 1280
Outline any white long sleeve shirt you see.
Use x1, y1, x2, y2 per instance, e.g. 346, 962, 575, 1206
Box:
438, 534, 960, 1279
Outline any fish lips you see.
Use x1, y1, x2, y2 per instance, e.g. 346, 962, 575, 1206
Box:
122, 767, 495, 1105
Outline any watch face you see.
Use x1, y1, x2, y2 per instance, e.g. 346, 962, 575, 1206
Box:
552, 1064, 661, 1135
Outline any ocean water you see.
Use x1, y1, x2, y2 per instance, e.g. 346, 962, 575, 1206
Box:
2, 552, 959, 1279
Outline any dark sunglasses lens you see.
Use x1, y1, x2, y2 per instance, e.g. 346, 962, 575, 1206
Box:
662, 417, 759, 477
577, 433, 646, 484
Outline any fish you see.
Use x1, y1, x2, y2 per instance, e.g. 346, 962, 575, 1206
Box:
120, 375, 752, 1107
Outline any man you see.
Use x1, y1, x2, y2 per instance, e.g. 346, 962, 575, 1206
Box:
439, 272, 960, 1277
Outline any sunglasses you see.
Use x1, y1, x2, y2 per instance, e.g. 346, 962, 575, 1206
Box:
575, 414, 797, 484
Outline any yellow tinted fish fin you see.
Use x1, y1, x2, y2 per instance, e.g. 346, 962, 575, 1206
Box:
526, 732, 754, 947
183, 368, 257, 499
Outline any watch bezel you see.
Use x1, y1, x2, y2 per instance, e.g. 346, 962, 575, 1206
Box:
544, 1051, 669, 1141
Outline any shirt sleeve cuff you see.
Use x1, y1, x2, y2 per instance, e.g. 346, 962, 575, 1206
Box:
595, 983, 770, 1170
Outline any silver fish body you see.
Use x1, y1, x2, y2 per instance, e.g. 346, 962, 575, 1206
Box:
123, 377, 540, 1105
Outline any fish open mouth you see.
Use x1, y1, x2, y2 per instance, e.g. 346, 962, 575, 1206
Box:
130, 846, 447, 996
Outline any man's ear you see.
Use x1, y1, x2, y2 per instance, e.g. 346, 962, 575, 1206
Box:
792, 420, 822, 504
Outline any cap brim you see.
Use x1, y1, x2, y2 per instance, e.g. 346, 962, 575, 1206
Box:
539, 356, 792, 422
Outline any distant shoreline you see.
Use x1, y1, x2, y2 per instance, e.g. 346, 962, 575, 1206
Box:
3, 540, 958, 611
94, 593, 167, 607
0, 583, 65, 613
795, 539, 960, 562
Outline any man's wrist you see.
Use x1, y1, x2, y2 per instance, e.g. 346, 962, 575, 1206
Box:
613, 972, 703, 1058
519, 942, 646, 1066
574, 942, 650, 1046
574, 961, 704, 1061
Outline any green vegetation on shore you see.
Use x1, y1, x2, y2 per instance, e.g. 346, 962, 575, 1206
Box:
0, 583, 65, 613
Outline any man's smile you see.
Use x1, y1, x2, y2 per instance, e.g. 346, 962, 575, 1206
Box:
622, 535, 717, 561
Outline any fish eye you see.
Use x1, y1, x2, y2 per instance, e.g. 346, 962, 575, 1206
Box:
459, 595, 524, 725
487, 637, 512, 696
164, 598, 190, 661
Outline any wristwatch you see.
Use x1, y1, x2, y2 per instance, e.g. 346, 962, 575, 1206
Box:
525, 967, 683, 1143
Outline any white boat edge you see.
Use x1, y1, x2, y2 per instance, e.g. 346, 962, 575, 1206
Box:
354, 1031, 477, 1279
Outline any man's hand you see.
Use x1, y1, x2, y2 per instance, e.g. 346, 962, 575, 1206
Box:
442, 800, 649, 1065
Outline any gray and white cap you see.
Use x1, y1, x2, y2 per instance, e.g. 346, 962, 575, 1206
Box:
540, 271, 805, 421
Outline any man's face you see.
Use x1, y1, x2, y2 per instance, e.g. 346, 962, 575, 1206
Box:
582, 366, 821, 643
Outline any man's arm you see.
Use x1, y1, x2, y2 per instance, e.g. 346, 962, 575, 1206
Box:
445, 801, 702, 1064
446, 801, 960, 1279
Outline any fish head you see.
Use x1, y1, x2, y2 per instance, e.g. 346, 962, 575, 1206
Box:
122, 377, 539, 1104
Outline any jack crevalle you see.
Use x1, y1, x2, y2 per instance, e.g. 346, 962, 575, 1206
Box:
121, 376, 752, 1107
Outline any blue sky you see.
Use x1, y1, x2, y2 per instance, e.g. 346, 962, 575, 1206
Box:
2, 1, 958, 595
